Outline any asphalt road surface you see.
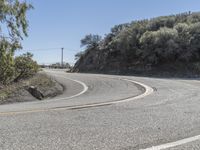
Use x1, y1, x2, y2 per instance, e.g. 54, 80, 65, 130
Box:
1, 69, 200, 150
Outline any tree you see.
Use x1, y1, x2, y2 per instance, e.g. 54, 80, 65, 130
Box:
75, 51, 85, 60
73, 11, 200, 74
139, 27, 178, 64
174, 23, 190, 61
187, 23, 200, 61
81, 34, 102, 49
0, 0, 32, 84
0, 39, 15, 84
110, 23, 130, 36
0, 0, 33, 46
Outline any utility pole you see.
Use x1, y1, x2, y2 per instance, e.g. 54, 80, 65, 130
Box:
61, 47, 64, 68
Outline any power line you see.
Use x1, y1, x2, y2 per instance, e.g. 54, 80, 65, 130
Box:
19, 47, 81, 52
21, 47, 80, 52
22, 47, 67, 68
21, 47, 63, 51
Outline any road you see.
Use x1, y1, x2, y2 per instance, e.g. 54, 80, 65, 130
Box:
1, 70, 200, 150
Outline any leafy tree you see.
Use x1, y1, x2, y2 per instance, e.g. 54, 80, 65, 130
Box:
75, 51, 85, 60
81, 34, 102, 49
187, 23, 200, 60
74, 11, 200, 74
0, 0, 33, 44
0, 0, 32, 84
187, 13, 200, 23
139, 27, 178, 64
0, 39, 15, 84
110, 23, 130, 36
147, 16, 176, 31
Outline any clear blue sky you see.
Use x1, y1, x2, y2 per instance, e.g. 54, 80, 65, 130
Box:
17, 0, 200, 65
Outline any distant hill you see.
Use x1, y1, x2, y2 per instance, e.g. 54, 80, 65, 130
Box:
72, 12, 200, 77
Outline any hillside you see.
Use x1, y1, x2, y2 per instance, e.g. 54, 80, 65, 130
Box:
73, 12, 200, 76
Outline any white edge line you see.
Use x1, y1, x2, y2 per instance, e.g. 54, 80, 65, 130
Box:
5, 70, 200, 149
0, 73, 154, 115
50, 74, 89, 101
51, 77, 154, 108
116, 78, 154, 104
46, 73, 154, 104
54, 75, 200, 150
141, 135, 200, 150
49, 72, 200, 150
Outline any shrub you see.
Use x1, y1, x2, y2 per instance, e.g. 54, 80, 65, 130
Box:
74, 11, 200, 73
139, 27, 178, 64
14, 52, 39, 82
0, 0, 32, 85
0, 40, 16, 84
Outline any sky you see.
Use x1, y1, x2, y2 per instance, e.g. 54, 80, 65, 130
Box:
17, 0, 200, 65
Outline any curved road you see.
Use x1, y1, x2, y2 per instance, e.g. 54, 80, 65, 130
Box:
1, 70, 200, 150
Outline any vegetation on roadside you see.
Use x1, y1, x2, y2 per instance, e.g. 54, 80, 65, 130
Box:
0, 73, 63, 104
74, 12, 200, 76
0, 0, 36, 85
14, 52, 39, 82
0, 1, 63, 104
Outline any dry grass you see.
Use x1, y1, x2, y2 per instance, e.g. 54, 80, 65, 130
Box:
0, 73, 55, 102
28, 73, 55, 88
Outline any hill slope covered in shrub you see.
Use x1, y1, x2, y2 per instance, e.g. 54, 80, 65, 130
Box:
73, 12, 200, 76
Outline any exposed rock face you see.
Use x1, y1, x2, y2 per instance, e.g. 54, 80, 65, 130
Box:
72, 48, 128, 74
72, 47, 200, 77
72, 12, 200, 76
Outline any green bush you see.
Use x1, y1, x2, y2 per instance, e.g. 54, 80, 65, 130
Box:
75, 11, 200, 73
0, 0, 32, 85
0, 40, 15, 85
14, 53, 39, 82
0, 52, 15, 84
139, 27, 178, 64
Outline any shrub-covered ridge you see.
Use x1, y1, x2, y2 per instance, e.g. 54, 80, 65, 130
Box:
73, 12, 200, 76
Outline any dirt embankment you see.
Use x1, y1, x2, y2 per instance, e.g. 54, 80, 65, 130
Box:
72, 48, 200, 78
0, 72, 64, 105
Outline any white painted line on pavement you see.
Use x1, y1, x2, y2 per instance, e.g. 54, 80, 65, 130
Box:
0, 75, 154, 116
141, 135, 200, 150
52, 77, 154, 106
50, 74, 89, 101
116, 78, 154, 103
46, 72, 154, 103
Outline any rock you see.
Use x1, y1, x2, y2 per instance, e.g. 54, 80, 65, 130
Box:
5, 89, 38, 104
0, 84, 4, 90
42, 82, 63, 98
28, 86, 44, 100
